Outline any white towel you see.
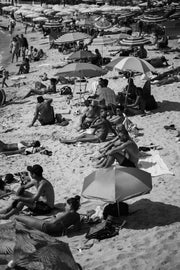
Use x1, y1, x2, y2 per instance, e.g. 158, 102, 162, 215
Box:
138, 150, 174, 177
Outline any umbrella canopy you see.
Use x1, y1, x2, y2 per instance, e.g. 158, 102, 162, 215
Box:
120, 36, 150, 46
33, 16, 48, 23
54, 62, 107, 78
25, 13, 40, 19
140, 15, 167, 23
55, 32, 91, 44
118, 26, 132, 33
94, 16, 112, 29
0, 221, 79, 270
82, 166, 152, 203
91, 36, 117, 46
105, 56, 125, 71
68, 50, 96, 61
44, 21, 62, 28
114, 56, 156, 74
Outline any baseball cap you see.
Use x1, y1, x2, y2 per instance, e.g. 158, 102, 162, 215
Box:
27, 164, 43, 176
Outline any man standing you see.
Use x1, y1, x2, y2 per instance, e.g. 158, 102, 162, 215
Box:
20, 33, 28, 60
0, 164, 55, 219
29, 96, 55, 127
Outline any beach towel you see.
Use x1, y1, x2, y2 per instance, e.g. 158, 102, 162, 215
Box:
138, 150, 174, 177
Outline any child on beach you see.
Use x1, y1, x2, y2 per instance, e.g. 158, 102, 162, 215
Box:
1, 68, 9, 88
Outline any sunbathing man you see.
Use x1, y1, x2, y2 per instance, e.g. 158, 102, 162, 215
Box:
24, 78, 57, 99
15, 195, 80, 236
29, 96, 55, 127
61, 106, 117, 144
95, 124, 139, 168
0, 140, 40, 154
0, 164, 55, 219
78, 100, 100, 130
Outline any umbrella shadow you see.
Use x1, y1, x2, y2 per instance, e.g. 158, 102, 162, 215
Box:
126, 199, 180, 230
153, 100, 180, 113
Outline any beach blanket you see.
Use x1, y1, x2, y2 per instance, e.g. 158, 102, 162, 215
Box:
138, 150, 174, 177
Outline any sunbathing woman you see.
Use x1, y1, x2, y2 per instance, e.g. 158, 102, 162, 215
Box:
24, 78, 57, 99
16, 195, 81, 237
0, 140, 40, 154
95, 124, 139, 168
61, 107, 117, 144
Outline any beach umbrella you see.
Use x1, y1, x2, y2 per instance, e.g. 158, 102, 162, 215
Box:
118, 11, 135, 20
118, 26, 132, 33
105, 56, 125, 71
120, 36, 150, 47
33, 16, 48, 23
82, 166, 152, 203
140, 15, 167, 23
25, 13, 40, 19
0, 221, 80, 270
54, 62, 107, 78
114, 56, 156, 74
44, 21, 62, 28
68, 50, 96, 61
55, 32, 91, 44
94, 15, 112, 29
91, 36, 117, 46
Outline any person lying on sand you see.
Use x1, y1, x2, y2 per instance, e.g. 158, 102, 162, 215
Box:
61, 106, 117, 144
29, 96, 55, 127
24, 78, 57, 99
0, 164, 55, 219
95, 124, 139, 168
0, 140, 40, 153
15, 195, 81, 237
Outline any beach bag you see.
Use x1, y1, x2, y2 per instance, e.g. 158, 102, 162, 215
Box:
145, 95, 157, 110
85, 219, 119, 241
103, 202, 129, 220
60, 86, 72, 96
0, 89, 6, 106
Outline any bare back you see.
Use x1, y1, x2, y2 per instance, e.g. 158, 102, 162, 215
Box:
37, 179, 55, 208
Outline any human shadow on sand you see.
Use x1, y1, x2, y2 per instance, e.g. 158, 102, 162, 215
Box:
154, 100, 180, 113
126, 199, 180, 230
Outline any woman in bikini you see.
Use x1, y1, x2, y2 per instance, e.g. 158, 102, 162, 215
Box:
16, 195, 81, 236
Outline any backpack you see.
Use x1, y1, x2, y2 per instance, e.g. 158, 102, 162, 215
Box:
85, 219, 119, 241
60, 86, 72, 96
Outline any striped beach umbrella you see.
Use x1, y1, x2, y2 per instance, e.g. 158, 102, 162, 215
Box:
68, 50, 96, 61
140, 15, 167, 23
118, 26, 132, 33
44, 21, 62, 28
120, 36, 150, 47
91, 36, 117, 46
55, 32, 91, 44
118, 11, 135, 20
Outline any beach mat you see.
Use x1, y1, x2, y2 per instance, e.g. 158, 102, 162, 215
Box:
138, 150, 174, 177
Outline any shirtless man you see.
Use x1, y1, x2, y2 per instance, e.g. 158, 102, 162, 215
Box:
0, 164, 55, 219
29, 96, 55, 127
0, 140, 40, 153
96, 124, 139, 168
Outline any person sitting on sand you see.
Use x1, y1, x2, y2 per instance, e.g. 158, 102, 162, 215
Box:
15, 195, 80, 236
61, 106, 117, 144
17, 58, 30, 75
157, 33, 168, 49
29, 96, 55, 127
24, 78, 57, 98
78, 100, 100, 130
109, 105, 125, 127
95, 124, 139, 168
136, 45, 147, 59
0, 140, 40, 153
96, 79, 117, 107
0, 164, 55, 219
125, 87, 146, 116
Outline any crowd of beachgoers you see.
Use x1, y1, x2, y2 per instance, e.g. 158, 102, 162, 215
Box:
0, 1, 180, 269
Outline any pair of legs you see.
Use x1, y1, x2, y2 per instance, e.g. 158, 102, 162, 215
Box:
61, 134, 101, 144
11, 51, 18, 63
96, 152, 136, 168
0, 140, 19, 152
23, 89, 45, 99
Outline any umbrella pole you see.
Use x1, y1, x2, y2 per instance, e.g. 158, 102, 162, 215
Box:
124, 73, 132, 107
117, 201, 120, 217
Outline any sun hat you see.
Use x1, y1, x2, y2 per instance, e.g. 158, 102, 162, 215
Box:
27, 164, 43, 176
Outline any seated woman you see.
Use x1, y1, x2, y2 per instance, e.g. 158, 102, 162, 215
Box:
61, 106, 117, 144
15, 195, 81, 237
17, 58, 30, 75
121, 77, 137, 104
95, 124, 139, 168
125, 87, 146, 116
24, 78, 57, 99
109, 105, 125, 127
79, 100, 100, 130
157, 34, 168, 49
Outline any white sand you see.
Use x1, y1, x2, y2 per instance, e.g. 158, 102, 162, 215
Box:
1, 16, 180, 270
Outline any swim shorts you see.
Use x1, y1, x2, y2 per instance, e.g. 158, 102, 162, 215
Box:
31, 201, 52, 215
121, 157, 136, 168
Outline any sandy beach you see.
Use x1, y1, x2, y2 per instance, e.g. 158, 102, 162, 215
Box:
0, 10, 180, 270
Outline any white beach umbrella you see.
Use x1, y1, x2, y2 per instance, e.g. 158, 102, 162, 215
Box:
25, 13, 40, 19
33, 16, 48, 23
